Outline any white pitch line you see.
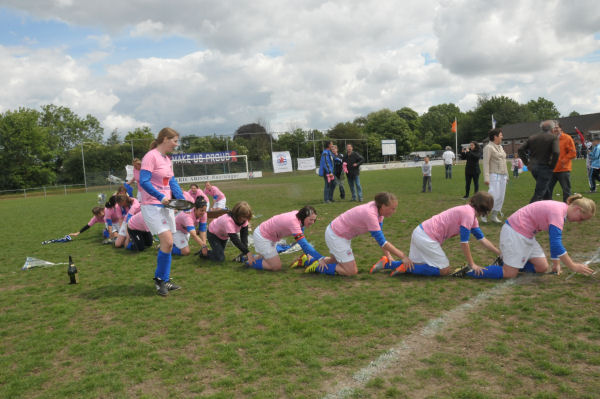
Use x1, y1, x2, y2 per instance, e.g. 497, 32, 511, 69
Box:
322, 279, 518, 399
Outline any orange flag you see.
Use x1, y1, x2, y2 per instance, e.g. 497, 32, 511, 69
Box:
451, 119, 457, 133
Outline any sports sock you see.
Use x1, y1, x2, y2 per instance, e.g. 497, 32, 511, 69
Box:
103, 229, 109, 238
171, 246, 182, 256
466, 265, 503, 279
126, 242, 133, 250
522, 261, 536, 273
316, 263, 337, 275
406, 263, 440, 276
249, 258, 263, 270
155, 250, 171, 281
388, 260, 402, 270
303, 257, 313, 267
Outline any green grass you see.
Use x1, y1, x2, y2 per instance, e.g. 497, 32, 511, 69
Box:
1, 160, 600, 398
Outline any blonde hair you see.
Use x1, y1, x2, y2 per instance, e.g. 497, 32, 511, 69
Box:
230, 201, 253, 222
150, 127, 179, 150
567, 194, 596, 217
132, 158, 141, 166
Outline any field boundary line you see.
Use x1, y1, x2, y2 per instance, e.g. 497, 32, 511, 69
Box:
323, 277, 521, 399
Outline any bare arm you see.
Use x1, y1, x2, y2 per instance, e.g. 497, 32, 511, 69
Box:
382, 241, 413, 270
461, 242, 483, 275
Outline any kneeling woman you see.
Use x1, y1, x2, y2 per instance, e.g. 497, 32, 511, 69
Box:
468, 194, 595, 279
305, 192, 412, 276
172, 197, 209, 256
248, 206, 323, 271
372, 192, 500, 277
126, 211, 154, 251
202, 201, 255, 264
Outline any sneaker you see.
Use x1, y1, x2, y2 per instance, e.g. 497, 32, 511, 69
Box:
490, 214, 502, 223
480, 215, 488, 223
491, 256, 504, 266
370, 256, 389, 274
154, 278, 168, 296
232, 253, 247, 263
450, 265, 471, 277
290, 254, 308, 269
304, 260, 320, 273
389, 264, 407, 277
165, 280, 181, 291
462, 195, 469, 199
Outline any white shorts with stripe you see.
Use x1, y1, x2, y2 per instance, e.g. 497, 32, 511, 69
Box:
325, 224, 354, 263
499, 223, 545, 269
253, 225, 278, 259
408, 226, 449, 269
141, 205, 176, 236
173, 230, 191, 249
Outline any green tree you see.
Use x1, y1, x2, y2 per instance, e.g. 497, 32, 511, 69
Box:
0, 108, 55, 189
364, 109, 415, 155
467, 96, 533, 142
420, 103, 461, 149
39, 104, 103, 153
568, 110, 580, 117
234, 123, 271, 161
328, 122, 364, 140
124, 127, 155, 158
526, 97, 560, 121
106, 129, 121, 145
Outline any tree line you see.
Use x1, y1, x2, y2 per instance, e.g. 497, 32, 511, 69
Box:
0, 96, 578, 190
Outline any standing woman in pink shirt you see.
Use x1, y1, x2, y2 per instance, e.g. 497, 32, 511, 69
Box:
463, 194, 596, 279
204, 181, 227, 210
304, 192, 412, 276
371, 192, 500, 277
139, 128, 186, 296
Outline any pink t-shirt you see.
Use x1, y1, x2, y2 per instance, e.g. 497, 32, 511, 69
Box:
258, 211, 303, 242
204, 185, 225, 202
507, 200, 567, 238
87, 214, 105, 227
133, 168, 144, 196
175, 211, 196, 234
104, 205, 123, 225
188, 189, 210, 204
181, 192, 207, 224
121, 198, 139, 215
126, 201, 141, 219
421, 204, 479, 244
330, 201, 383, 240
127, 212, 150, 232
209, 214, 248, 240
141, 148, 174, 205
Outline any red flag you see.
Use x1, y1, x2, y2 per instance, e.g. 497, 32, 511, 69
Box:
575, 127, 585, 144
451, 120, 457, 133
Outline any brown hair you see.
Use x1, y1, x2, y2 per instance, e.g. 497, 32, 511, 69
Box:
132, 158, 141, 166
567, 194, 596, 217
116, 194, 134, 207
374, 192, 398, 209
92, 206, 104, 216
230, 201, 253, 223
150, 127, 179, 150
296, 205, 317, 225
469, 191, 494, 217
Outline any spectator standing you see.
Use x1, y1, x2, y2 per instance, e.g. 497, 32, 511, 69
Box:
345, 144, 364, 202
518, 120, 560, 203
588, 135, 600, 193
511, 154, 523, 178
318, 141, 335, 203
421, 156, 432, 192
442, 146, 456, 179
331, 145, 346, 200
460, 141, 481, 199
547, 123, 577, 202
482, 129, 508, 223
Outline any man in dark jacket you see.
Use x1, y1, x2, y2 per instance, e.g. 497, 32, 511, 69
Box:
345, 144, 364, 202
518, 120, 560, 203
460, 141, 481, 199
331, 145, 346, 200
319, 141, 335, 203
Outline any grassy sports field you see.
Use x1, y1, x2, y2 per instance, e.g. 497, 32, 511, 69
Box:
1, 160, 600, 399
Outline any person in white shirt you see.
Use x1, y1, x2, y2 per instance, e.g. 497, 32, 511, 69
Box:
442, 146, 456, 179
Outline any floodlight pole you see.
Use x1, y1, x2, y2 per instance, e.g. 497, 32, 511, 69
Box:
81, 143, 88, 193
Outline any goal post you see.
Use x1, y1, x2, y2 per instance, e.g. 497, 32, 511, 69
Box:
172, 153, 261, 184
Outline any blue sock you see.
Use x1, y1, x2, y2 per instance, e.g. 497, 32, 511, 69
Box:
249, 258, 263, 270
155, 250, 171, 281
388, 260, 402, 270
171, 246, 182, 256
317, 263, 337, 275
407, 263, 441, 276
522, 261, 536, 273
103, 229, 109, 238
126, 242, 133, 250
467, 265, 504, 279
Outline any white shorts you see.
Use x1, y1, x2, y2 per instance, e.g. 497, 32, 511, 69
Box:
409, 226, 449, 269
253, 225, 278, 259
118, 222, 128, 237
325, 224, 354, 263
141, 205, 176, 235
499, 223, 545, 269
173, 230, 190, 249
213, 198, 226, 209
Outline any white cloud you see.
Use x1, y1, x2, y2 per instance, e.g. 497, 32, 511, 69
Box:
130, 19, 166, 38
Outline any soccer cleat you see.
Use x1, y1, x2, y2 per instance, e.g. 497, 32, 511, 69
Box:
370, 256, 389, 274
304, 260, 320, 273
165, 280, 181, 291
450, 265, 471, 277
491, 256, 504, 266
290, 254, 308, 269
232, 253, 247, 263
389, 264, 407, 277
154, 277, 168, 296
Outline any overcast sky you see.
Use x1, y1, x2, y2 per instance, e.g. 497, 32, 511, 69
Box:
0, 0, 598, 137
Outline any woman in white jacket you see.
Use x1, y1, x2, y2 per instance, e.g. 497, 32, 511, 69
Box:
483, 128, 508, 223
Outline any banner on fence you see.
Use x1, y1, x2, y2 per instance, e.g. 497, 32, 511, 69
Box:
171, 151, 238, 164
272, 151, 293, 173
175, 171, 262, 184
297, 157, 316, 171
